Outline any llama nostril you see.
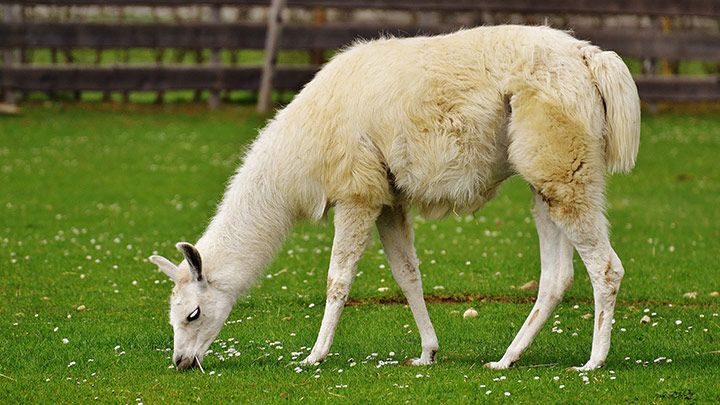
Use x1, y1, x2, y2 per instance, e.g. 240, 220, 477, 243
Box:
174, 356, 183, 367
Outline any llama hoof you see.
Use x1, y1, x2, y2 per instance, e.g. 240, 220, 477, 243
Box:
567, 362, 603, 372
483, 361, 510, 370
402, 357, 435, 366
299, 356, 323, 367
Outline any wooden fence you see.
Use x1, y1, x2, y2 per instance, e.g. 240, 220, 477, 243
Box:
2, 0, 720, 110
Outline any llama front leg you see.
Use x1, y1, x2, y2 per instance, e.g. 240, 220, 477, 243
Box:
300, 203, 379, 366
485, 191, 574, 369
377, 204, 438, 365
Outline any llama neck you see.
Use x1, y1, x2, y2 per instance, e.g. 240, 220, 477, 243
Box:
197, 148, 296, 301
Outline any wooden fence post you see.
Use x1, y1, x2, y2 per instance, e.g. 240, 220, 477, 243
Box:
152, 5, 165, 105
209, 4, 222, 109
310, 7, 327, 66
257, 0, 286, 113
2, 4, 16, 105
644, 16, 663, 113
660, 16, 679, 75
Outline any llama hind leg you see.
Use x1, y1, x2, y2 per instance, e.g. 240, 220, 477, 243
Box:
377, 204, 438, 365
518, 190, 622, 370
531, 171, 623, 370
565, 227, 624, 371
485, 189, 574, 369
506, 91, 621, 369
301, 203, 380, 366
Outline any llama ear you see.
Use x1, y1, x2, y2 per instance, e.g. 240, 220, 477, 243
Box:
149, 255, 178, 281
176, 242, 203, 283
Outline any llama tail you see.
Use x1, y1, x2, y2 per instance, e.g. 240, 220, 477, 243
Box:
583, 48, 641, 174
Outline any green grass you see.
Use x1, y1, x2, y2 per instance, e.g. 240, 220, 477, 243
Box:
1, 104, 719, 403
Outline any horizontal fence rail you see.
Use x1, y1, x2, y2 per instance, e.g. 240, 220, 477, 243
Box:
2, 1, 720, 17
3, 67, 719, 102
2, 0, 720, 108
635, 76, 720, 101
0, 65, 317, 91
2, 23, 720, 61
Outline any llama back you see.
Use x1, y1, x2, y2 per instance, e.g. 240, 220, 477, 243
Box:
289, 28, 525, 216
274, 25, 639, 219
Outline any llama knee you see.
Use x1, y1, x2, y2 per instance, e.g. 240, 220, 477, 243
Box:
392, 257, 420, 282
589, 253, 624, 297
605, 253, 625, 291
326, 276, 352, 302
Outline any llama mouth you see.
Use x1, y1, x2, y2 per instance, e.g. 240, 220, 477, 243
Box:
174, 355, 201, 370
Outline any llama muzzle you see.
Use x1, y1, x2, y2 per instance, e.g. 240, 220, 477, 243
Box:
174, 354, 200, 370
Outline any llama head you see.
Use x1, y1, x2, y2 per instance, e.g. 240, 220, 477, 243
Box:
150, 242, 233, 370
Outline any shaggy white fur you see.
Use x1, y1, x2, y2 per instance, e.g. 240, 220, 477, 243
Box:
150, 24, 640, 371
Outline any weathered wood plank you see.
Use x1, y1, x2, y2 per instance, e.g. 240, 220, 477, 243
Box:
0, 23, 268, 49
573, 28, 720, 61
2, 65, 718, 101
0, 65, 318, 91
635, 76, 720, 101
0, 23, 445, 49
258, 0, 286, 112
2, 1, 720, 17
3, 23, 720, 61
208, 4, 222, 108
2, 3, 16, 104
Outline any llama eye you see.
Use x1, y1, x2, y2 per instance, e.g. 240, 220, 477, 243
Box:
187, 307, 200, 322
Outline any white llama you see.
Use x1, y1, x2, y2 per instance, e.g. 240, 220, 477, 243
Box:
150, 25, 640, 371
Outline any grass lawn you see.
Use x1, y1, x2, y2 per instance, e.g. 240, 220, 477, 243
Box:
0, 103, 719, 403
